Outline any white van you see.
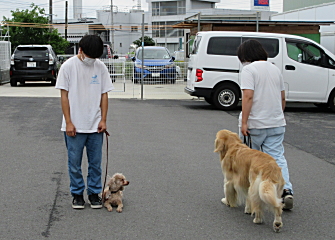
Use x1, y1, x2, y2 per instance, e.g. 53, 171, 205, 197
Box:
185, 31, 335, 112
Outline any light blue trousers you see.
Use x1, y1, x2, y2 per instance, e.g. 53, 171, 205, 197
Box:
240, 126, 293, 193
64, 132, 103, 196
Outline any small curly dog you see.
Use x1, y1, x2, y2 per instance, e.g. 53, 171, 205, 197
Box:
214, 129, 285, 233
102, 173, 129, 212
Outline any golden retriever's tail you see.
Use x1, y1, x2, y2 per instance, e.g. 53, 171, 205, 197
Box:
259, 180, 282, 208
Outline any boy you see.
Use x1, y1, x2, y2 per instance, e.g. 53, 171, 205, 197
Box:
56, 35, 114, 209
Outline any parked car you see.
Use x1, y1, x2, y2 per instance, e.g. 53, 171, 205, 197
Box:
132, 46, 177, 83
185, 31, 335, 111
10, 45, 60, 86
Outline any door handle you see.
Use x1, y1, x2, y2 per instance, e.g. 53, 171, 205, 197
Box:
285, 65, 295, 70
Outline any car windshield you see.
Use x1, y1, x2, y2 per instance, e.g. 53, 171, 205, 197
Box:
137, 49, 171, 59
15, 48, 49, 58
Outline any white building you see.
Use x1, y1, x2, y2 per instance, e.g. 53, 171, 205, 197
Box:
54, 0, 276, 55
272, 2, 335, 53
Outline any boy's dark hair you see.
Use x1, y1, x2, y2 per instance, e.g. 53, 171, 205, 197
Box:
79, 35, 103, 58
237, 39, 268, 63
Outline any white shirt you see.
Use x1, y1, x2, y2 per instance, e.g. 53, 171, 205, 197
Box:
55, 56, 114, 132
238, 61, 286, 129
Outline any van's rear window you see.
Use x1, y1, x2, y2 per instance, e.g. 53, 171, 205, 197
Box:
207, 37, 241, 56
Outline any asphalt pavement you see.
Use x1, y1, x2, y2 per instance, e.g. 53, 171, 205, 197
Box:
0, 84, 335, 239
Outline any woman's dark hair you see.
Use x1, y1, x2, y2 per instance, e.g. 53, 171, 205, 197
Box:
79, 35, 103, 58
237, 39, 268, 63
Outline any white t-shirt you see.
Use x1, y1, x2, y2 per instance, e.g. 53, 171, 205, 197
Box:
238, 61, 286, 129
55, 56, 114, 133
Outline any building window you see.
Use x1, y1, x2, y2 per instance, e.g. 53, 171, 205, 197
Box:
145, 26, 148, 31
120, 25, 122, 29
131, 26, 138, 32
152, 2, 159, 16
152, 1, 185, 16
152, 21, 184, 38
120, 43, 122, 47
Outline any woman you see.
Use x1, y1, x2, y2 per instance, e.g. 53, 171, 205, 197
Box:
237, 39, 294, 210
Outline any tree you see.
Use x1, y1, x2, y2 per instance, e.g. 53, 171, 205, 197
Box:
2, 4, 69, 54
133, 36, 155, 47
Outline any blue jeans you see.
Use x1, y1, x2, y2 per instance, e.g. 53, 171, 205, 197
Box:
64, 132, 103, 196
240, 126, 293, 193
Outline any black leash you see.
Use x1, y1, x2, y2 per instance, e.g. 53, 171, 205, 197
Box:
102, 130, 110, 202
243, 132, 252, 148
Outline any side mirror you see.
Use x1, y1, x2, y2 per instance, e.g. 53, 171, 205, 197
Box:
131, 57, 136, 62
298, 53, 302, 63
113, 55, 119, 59
172, 56, 175, 61
59, 56, 64, 61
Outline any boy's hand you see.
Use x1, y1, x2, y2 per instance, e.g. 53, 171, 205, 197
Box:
98, 121, 107, 133
66, 122, 76, 136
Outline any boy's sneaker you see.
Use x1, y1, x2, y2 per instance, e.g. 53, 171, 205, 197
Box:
88, 194, 102, 209
72, 194, 85, 209
282, 189, 294, 210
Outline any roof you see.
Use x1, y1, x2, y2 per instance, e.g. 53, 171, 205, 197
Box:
173, 19, 334, 29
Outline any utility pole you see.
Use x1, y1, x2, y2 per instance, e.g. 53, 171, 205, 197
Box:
111, 0, 114, 53
49, 0, 53, 24
198, 12, 201, 32
65, 1, 68, 41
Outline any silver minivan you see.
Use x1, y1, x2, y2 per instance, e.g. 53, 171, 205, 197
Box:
185, 31, 335, 112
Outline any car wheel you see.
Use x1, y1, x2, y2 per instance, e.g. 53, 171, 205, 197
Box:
132, 77, 138, 84
10, 78, 17, 87
328, 91, 335, 112
212, 84, 240, 110
204, 97, 213, 105
50, 79, 56, 86
314, 103, 329, 110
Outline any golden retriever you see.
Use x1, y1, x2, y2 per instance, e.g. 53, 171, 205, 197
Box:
102, 173, 129, 212
214, 129, 285, 232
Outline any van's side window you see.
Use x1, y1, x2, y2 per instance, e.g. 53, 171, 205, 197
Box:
286, 39, 323, 66
191, 36, 202, 54
207, 37, 241, 56
242, 38, 279, 58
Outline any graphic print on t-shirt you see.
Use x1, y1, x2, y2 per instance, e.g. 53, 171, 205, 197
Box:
90, 75, 100, 84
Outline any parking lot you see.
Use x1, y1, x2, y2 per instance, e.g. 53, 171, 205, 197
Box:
0, 89, 335, 239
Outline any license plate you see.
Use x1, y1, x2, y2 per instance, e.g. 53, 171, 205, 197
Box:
152, 73, 160, 77
27, 62, 36, 67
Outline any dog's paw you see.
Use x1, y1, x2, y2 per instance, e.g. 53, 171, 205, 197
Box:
116, 207, 123, 213
253, 217, 263, 224
221, 198, 230, 206
273, 221, 283, 233
107, 206, 113, 212
244, 207, 251, 214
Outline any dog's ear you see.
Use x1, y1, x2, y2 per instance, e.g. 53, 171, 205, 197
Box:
214, 138, 225, 153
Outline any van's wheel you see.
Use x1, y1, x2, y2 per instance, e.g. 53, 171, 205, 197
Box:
328, 91, 335, 112
212, 84, 240, 110
314, 103, 328, 110
204, 97, 213, 105
10, 79, 17, 87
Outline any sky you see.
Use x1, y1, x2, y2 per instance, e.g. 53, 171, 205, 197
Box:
0, 0, 283, 20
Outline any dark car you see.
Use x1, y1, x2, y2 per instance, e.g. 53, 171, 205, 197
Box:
10, 45, 60, 86
132, 46, 177, 84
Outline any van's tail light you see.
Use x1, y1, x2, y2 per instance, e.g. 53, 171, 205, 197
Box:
195, 69, 203, 82
52, 70, 55, 76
